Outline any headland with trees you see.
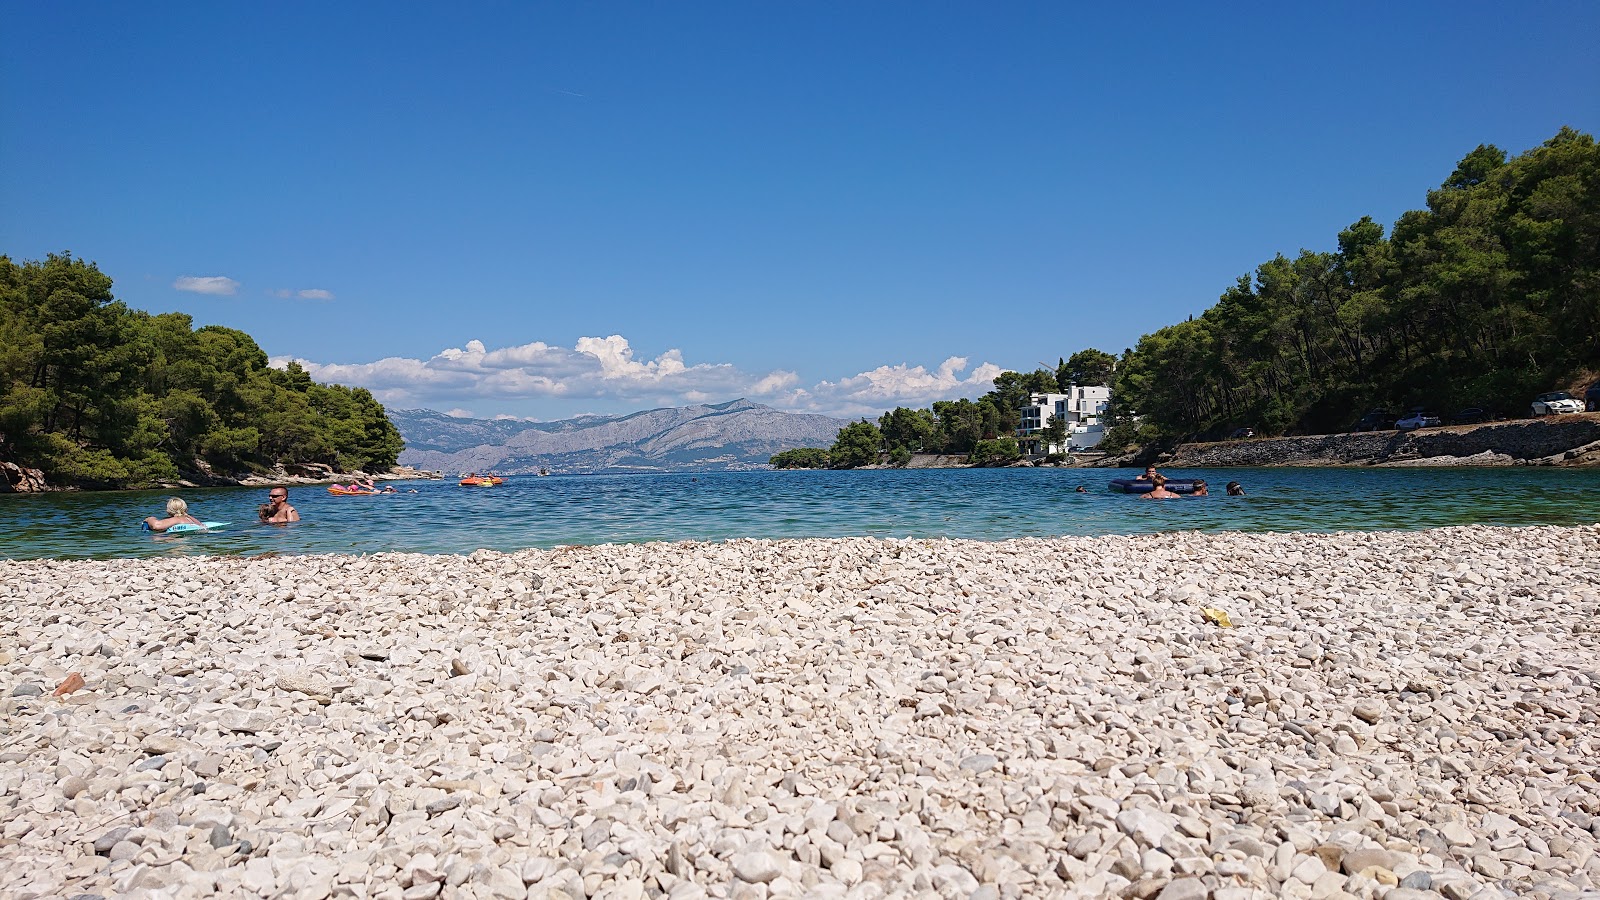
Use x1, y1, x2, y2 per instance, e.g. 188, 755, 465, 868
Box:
776, 127, 1600, 469
0, 253, 403, 490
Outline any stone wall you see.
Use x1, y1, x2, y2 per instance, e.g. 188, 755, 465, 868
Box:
1163, 415, 1600, 467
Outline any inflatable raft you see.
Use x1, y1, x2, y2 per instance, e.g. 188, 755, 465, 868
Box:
459, 475, 505, 487
1108, 478, 1201, 494
328, 485, 382, 495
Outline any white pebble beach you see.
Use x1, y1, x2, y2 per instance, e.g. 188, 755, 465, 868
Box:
2, 525, 1598, 900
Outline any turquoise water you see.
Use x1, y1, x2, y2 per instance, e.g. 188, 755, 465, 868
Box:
2, 467, 1598, 560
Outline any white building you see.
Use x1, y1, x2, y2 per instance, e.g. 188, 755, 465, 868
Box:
1016, 386, 1111, 454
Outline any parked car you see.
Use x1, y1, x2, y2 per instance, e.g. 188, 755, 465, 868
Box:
1229, 427, 1256, 439
1587, 383, 1600, 412
1351, 409, 1395, 432
1451, 407, 1490, 425
1396, 409, 1442, 431
1532, 391, 1584, 416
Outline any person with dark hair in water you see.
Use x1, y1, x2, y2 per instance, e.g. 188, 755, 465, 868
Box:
260, 488, 300, 523
1226, 481, 1245, 496
1135, 465, 1159, 482
1075, 485, 1088, 493
1190, 479, 1209, 496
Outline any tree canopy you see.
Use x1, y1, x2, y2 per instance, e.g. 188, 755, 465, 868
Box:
1103, 127, 1600, 450
782, 131, 1599, 466
0, 253, 405, 488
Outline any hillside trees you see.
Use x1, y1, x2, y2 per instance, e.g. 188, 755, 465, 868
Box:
878, 406, 935, 453
1059, 349, 1117, 388
829, 421, 883, 468
769, 447, 830, 468
0, 253, 405, 487
1110, 127, 1600, 444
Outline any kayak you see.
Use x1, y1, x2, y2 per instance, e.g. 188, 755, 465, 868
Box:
1113, 474, 1203, 493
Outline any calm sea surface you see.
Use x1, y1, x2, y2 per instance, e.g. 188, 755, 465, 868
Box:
2, 467, 1599, 561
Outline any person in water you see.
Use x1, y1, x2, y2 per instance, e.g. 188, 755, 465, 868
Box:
144, 497, 203, 532
260, 487, 300, 523
1190, 479, 1209, 496
1135, 465, 1159, 482
1226, 481, 1246, 496
1075, 485, 1088, 493
1139, 473, 1180, 500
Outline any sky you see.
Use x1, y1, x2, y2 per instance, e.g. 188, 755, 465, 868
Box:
5, 3, 1597, 421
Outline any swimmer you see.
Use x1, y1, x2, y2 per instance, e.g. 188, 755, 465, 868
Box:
143, 497, 203, 532
1139, 473, 1180, 500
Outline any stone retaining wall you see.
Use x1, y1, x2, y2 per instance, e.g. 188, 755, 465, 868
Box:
1164, 415, 1600, 467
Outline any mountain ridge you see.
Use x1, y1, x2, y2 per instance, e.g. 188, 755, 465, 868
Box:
392, 399, 852, 474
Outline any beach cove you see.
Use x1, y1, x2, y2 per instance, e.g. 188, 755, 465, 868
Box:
3, 526, 1597, 899
7, 467, 1600, 561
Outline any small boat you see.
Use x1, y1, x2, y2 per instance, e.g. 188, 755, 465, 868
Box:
459, 474, 505, 487
538, 467, 550, 476
1108, 478, 1201, 494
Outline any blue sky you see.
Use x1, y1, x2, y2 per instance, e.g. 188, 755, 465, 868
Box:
5, 3, 1596, 420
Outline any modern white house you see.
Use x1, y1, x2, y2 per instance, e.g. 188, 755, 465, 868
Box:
1016, 385, 1111, 454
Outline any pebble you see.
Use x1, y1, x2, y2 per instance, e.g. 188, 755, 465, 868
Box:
731, 851, 783, 883
1399, 871, 1433, 890
1157, 877, 1209, 900
0, 526, 1596, 899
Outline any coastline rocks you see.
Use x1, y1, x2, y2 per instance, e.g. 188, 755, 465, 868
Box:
2, 526, 1598, 898
1159, 413, 1600, 468
1, 460, 50, 492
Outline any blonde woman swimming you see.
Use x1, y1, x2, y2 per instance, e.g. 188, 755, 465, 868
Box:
143, 497, 203, 532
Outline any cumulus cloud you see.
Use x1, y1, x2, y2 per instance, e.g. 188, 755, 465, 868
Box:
782, 356, 1005, 418
273, 336, 1001, 418
173, 275, 239, 296
269, 288, 336, 301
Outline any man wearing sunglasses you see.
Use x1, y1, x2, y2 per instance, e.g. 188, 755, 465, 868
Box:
259, 488, 300, 524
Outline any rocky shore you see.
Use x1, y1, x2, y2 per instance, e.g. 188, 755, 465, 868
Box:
0, 463, 443, 494
3, 528, 1598, 899
1128, 415, 1600, 470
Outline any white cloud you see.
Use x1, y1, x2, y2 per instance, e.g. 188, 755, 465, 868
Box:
173, 275, 239, 296
273, 336, 1002, 418
270, 288, 336, 301
444, 408, 477, 418
785, 356, 1004, 417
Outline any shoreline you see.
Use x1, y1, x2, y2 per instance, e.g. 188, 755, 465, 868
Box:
3, 526, 1597, 898
1, 464, 445, 495
1117, 413, 1600, 470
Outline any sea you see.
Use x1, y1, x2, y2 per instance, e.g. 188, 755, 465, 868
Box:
2, 466, 1599, 561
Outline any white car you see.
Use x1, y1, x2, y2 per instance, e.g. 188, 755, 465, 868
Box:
1532, 391, 1584, 416
1396, 410, 1441, 431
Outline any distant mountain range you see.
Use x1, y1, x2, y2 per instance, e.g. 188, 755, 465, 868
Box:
391, 399, 853, 475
